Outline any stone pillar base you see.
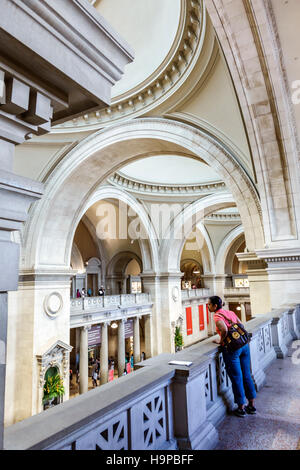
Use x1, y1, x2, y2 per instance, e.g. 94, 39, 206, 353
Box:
177, 421, 219, 450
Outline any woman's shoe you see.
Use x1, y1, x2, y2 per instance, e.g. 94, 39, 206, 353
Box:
245, 405, 256, 414
234, 408, 246, 418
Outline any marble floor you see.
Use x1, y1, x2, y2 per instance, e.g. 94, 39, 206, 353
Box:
215, 343, 300, 450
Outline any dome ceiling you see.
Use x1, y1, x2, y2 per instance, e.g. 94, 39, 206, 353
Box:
94, 0, 182, 98
119, 155, 221, 185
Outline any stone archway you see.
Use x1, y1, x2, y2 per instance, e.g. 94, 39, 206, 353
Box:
159, 192, 237, 273
205, 0, 300, 246
215, 225, 245, 275
22, 118, 264, 271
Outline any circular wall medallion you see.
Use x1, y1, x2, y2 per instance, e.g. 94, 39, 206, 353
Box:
44, 292, 63, 318
172, 286, 179, 302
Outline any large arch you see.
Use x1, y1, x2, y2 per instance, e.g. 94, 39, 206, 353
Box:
215, 225, 245, 275
64, 185, 159, 275
106, 251, 143, 277
205, 0, 300, 245
22, 118, 264, 271
159, 192, 237, 272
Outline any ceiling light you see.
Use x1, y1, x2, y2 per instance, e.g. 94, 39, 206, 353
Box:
111, 322, 118, 329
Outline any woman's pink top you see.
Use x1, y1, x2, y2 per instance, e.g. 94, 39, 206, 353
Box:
213, 308, 240, 336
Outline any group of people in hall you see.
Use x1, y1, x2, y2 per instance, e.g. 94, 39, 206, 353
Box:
77, 352, 146, 388
76, 286, 105, 298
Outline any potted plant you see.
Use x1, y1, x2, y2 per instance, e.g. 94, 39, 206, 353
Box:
174, 326, 184, 352
43, 373, 65, 408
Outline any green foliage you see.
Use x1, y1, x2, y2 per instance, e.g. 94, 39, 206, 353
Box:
43, 373, 65, 404
174, 326, 184, 349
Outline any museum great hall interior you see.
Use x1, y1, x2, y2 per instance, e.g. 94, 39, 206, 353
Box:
0, 0, 300, 451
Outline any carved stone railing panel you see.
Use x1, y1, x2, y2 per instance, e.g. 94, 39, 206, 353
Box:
75, 411, 128, 451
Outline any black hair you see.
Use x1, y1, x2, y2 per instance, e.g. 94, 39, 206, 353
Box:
209, 296, 223, 310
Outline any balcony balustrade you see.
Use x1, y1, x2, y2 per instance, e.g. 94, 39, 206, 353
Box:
5, 306, 299, 450
70, 293, 152, 327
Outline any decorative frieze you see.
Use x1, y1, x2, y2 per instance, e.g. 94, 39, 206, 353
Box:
109, 172, 226, 197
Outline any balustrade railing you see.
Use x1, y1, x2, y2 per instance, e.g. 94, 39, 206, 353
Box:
71, 293, 151, 312
181, 288, 210, 300
224, 287, 250, 296
4, 305, 300, 450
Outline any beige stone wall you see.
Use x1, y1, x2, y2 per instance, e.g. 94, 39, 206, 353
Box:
6, 284, 71, 426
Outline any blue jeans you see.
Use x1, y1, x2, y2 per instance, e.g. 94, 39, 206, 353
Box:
222, 343, 257, 406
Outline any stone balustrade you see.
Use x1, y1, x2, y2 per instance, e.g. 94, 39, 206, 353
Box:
224, 287, 250, 296
4, 305, 300, 450
70, 294, 152, 328
181, 288, 210, 300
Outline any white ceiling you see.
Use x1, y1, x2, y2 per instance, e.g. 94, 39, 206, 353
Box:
119, 155, 221, 185
95, 0, 181, 98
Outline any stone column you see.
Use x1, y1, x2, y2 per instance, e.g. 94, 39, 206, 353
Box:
215, 275, 227, 300
144, 272, 183, 354
144, 314, 153, 359
140, 274, 162, 356
237, 253, 271, 315
117, 319, 126, 377
133, 317, 141, 365
100, 322, 108, 385
79, 327, 89, 394
256, 249, 300, 310
240, 303, 247, 324
201, 274, 216, 296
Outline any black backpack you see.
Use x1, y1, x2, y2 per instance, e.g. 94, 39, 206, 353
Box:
217, 312, 251, 353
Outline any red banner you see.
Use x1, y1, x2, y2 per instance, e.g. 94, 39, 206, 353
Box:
186, 306, 193, 336
108, 369, 114, 382
198, 305, 205, 331
206, 304, 210, 325
126, 362, 131, 374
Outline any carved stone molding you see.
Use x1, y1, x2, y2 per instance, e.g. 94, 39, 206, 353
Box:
44, 292, 63, 319
37, 340, 73, 388
108, 171, 226, 196
54, 0, 207, 130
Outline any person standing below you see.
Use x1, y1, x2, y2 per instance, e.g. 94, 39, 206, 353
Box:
92, 369, 98, 387
207, 295, 257, 418
98, 286, 105, 296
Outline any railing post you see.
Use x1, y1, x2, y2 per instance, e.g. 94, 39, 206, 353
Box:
271, 313, 288, 358
288, 307, 300, 340
172, 357, 219, 450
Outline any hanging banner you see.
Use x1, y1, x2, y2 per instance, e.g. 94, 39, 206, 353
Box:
206, 304, 210, 325
88, 325, 101, 346
186, 306, 193, 336
125, 319, 134, 338
198, 305, 205, 331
